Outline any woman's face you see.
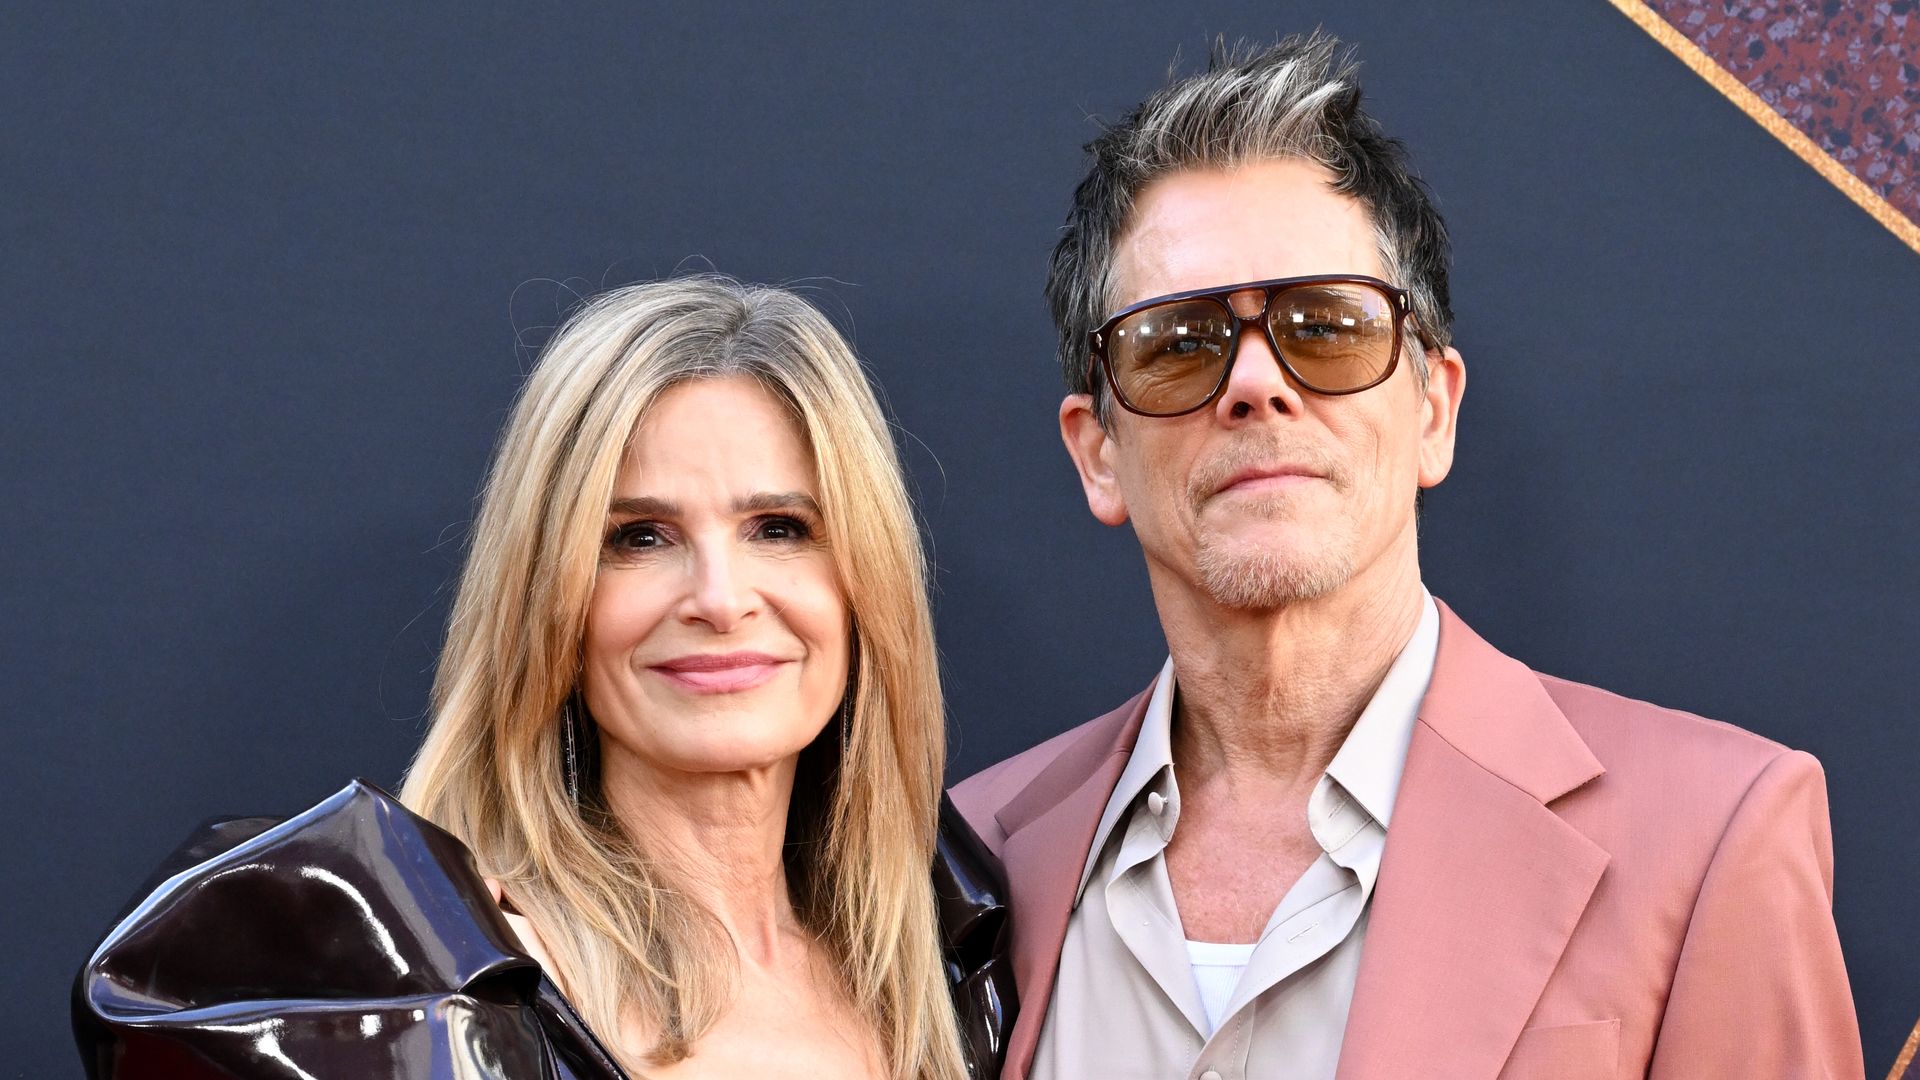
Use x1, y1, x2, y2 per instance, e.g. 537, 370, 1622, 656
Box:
581, 376, 849, 781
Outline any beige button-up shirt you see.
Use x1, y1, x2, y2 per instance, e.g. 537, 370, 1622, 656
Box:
1031, 593, 1439, 1080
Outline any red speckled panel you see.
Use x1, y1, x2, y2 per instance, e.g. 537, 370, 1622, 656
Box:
1643, 0, 1918, 225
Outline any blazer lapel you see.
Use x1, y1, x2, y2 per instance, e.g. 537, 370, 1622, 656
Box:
994, 687, 1151, 1080
1336, 602, 1610, 1080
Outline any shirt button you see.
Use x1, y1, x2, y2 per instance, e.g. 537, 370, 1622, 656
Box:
1200, 1071, 1223, 1080
1147, 792, 1167, 816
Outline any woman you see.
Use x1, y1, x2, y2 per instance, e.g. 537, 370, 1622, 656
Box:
75, 277, 1010, 1078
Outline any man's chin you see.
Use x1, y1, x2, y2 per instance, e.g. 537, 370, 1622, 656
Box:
1192, 537, 1354, 609
1196, 515, 1321, 555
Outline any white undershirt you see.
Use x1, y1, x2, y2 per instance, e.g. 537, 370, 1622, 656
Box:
1185, 939, 1259, 1035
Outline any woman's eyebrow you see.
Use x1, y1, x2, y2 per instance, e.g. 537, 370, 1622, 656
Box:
606, 493, 820, 517
607, 495, 678, 517
735, 491, 822, 515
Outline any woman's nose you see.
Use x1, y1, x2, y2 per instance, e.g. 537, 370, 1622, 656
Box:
682, 547, 757, 631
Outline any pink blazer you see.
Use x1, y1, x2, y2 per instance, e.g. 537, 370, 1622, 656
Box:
951, 600, 1863, 1080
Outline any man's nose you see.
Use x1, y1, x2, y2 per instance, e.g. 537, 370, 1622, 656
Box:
1215, 326, 1307, 422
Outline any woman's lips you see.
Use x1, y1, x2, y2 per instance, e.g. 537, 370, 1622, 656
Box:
648, 653, 788, 694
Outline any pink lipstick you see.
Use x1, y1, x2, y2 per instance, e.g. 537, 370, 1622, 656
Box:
648, 652, 787, 694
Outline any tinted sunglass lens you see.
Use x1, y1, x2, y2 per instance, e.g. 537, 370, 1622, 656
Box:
1108, 299, 1235, 413
1266, 284, 1396, 391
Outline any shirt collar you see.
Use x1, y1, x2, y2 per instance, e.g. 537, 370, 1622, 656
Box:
1075, 655, 1179, 899
1325, 590, 1439, 828
1073, 590, 1440, 903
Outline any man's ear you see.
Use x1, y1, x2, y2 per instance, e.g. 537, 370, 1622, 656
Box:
1417, 345, 1466, 489
1060, 393, 1129, 526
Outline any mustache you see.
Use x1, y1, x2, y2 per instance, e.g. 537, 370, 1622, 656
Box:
1186, 438, 1346, 511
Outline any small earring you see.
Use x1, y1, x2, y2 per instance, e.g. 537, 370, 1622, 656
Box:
561, 692, 582, 806
840, 635, 858, 752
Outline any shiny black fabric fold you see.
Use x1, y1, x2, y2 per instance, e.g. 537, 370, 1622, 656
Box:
933, 793, 1017, 1080
74, 779, 1012, 1079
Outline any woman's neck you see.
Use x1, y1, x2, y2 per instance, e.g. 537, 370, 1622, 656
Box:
599, 748, 807, 964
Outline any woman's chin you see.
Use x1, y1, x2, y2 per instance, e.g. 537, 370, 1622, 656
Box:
618, 728, 830, 781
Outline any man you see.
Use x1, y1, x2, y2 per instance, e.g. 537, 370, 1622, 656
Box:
951, 34, 1863, 1080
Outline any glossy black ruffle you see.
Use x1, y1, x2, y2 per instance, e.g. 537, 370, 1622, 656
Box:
935, 792, 1017, 1079
74, 780, 1012, 1079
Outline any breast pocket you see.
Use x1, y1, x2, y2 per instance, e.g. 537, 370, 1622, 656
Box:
1495, 1019, 1620, 1080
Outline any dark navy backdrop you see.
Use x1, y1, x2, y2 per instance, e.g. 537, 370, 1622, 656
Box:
5, 2, 1915, 1073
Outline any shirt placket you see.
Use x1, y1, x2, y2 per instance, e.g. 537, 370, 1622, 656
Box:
1106, 769, 1213, 1043
1184, 778, 1384, 1080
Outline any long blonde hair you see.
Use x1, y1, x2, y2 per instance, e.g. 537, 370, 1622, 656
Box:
403, 276, 965, 1079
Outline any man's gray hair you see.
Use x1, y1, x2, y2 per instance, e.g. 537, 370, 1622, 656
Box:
1046, 32, 1454, 419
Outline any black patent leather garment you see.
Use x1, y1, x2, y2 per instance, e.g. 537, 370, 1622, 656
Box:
73, 780, 627, 1079
933, 794, 1016, 1080
75, 780, 1012, 1079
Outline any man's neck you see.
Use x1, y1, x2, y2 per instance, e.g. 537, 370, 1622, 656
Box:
1156, 547, 1426, 790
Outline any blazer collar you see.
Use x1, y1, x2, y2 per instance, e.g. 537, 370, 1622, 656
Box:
1412, 599, 1604, 805
993, 685, 1152, 842
1335, 599, 1609, 1079
993, 685, 1152, 1080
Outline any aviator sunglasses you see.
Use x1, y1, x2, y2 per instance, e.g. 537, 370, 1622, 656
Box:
1089, 274, 1434, 417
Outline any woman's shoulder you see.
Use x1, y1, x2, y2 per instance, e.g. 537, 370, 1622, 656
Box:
74, 779, 628, 1079
484, 874, 563, 975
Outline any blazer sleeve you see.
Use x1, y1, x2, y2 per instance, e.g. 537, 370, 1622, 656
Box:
1647, 749, 1865, 1080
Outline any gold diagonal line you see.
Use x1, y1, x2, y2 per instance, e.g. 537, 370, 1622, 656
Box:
1889, 1014, 1920, 1080
1606, 0, 1920, 258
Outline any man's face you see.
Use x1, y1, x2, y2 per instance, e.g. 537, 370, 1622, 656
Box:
1060, 158, 1464, 610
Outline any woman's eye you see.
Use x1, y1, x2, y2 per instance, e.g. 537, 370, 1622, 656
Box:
753, 516, 814, 543
607, 522, 666, 551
